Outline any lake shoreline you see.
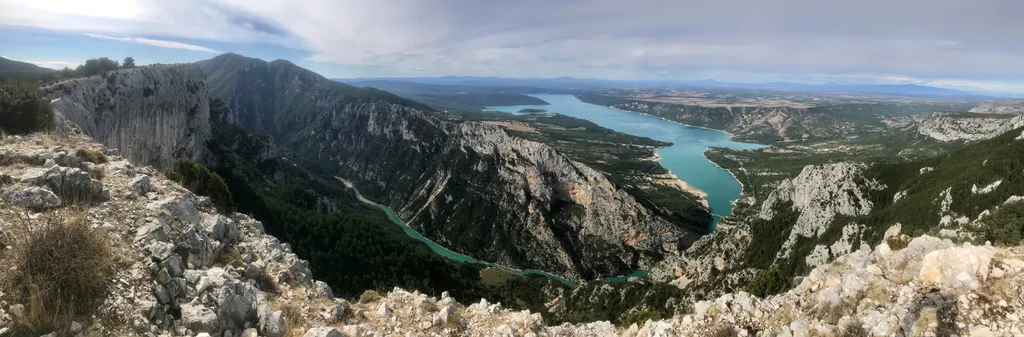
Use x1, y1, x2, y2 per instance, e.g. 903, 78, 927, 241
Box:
574, 97, 741, 138
575, 97, 765, 214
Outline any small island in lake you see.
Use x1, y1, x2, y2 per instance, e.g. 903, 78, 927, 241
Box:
519, 108, 549, 113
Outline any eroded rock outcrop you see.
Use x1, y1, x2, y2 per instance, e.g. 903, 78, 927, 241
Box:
759, 163, 884, 259
41, 64, 212, 169
969, 100, 1024, 114
917, 114, 1024, 142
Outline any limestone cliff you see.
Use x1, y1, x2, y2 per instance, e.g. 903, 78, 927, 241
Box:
41, 65, 211, 169
917, 113, 1024, 142
758, 163, 884, 261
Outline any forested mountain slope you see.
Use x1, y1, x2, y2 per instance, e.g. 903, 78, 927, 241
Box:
197, 53, 711, 280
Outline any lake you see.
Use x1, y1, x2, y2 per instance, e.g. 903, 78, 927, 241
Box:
488, 94, 766, 228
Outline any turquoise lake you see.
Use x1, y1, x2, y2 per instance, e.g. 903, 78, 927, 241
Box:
488, 94, 766, 227
341, 95, 763, 285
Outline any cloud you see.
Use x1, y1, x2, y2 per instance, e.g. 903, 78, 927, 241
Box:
3, 56, 79, 70
412, 67, 428, 71
84, 33, 218, 53
27, 60, 81, 70
1, 0, 1023, 90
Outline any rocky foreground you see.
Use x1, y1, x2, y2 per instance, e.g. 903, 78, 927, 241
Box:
1, 133, 1024, 337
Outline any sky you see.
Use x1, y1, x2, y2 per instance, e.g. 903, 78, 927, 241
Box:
1, 0, 1023, 94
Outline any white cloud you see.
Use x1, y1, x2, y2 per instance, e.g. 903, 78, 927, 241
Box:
27, 60, 81, 70
1, 0, 1023, 92
84, 33, 218, 53
3, 56, 79, 70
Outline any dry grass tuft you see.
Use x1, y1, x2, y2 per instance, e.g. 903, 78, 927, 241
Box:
270, 300, 306, 337
75, 148, 108, 164
359, 289, 383, 304
0, 212, 115, 335
838, 318, 870, 337
711, 325, 739, 337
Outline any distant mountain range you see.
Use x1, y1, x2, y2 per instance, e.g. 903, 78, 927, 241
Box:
337, 76, 995, 99
0, 57, 54, 81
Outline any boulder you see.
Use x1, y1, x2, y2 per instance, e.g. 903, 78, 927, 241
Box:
313, 281, 333, 299
919, 243, 996, 290
377, 303, 391, 318
147, 195, 202, 225
135, 219, 171, 243
181, 303, 219, 333
182, 224, 218, 268
304, 327, 342, 337
1, 186, 61, 210
41, 166, 107, 201
260, 310, 286, 337
131, 175, 151, 196
209, 274, 260, 330
321, 303, 345, 322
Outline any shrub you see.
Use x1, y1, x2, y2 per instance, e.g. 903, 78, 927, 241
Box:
269, 300, 305, 335
359, 289, 382, 304
167, 158, 234, 213
980, 201, 1024, 246
0, 84, 55, 135
745, 266, 790, 298
838, 320, 870, 337
619, 308, 666, 328
712, 325, 739, 337
75, 148, 109, 164
1, 213, 114, 334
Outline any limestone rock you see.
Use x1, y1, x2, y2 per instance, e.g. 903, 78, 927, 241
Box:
919, 243, 995, 290
130, 175, 151, 196
181, 303, 219, 332
303, 327, 342, 337
1, 186, 61, 210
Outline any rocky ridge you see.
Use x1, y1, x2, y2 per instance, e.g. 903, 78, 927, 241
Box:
758, 163, 885, 262
41, 64, 212, 170
969, 100, 1024, 114
3, 134, 1023, 336
917, 114, 1024, 142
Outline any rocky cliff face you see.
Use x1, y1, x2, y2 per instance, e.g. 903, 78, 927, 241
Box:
198, 54, 704, 280
41, 65, 211, 170
969, 100, 1024, 114
759, 163, 884, 261
917, 114, 1024, 142
3, 136, 1018, 337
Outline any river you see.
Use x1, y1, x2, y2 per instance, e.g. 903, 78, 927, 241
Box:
488, 94, 766, 226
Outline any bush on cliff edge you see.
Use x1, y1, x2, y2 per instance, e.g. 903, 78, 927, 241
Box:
0, 83, 55, 135
167, 158, 235, 213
